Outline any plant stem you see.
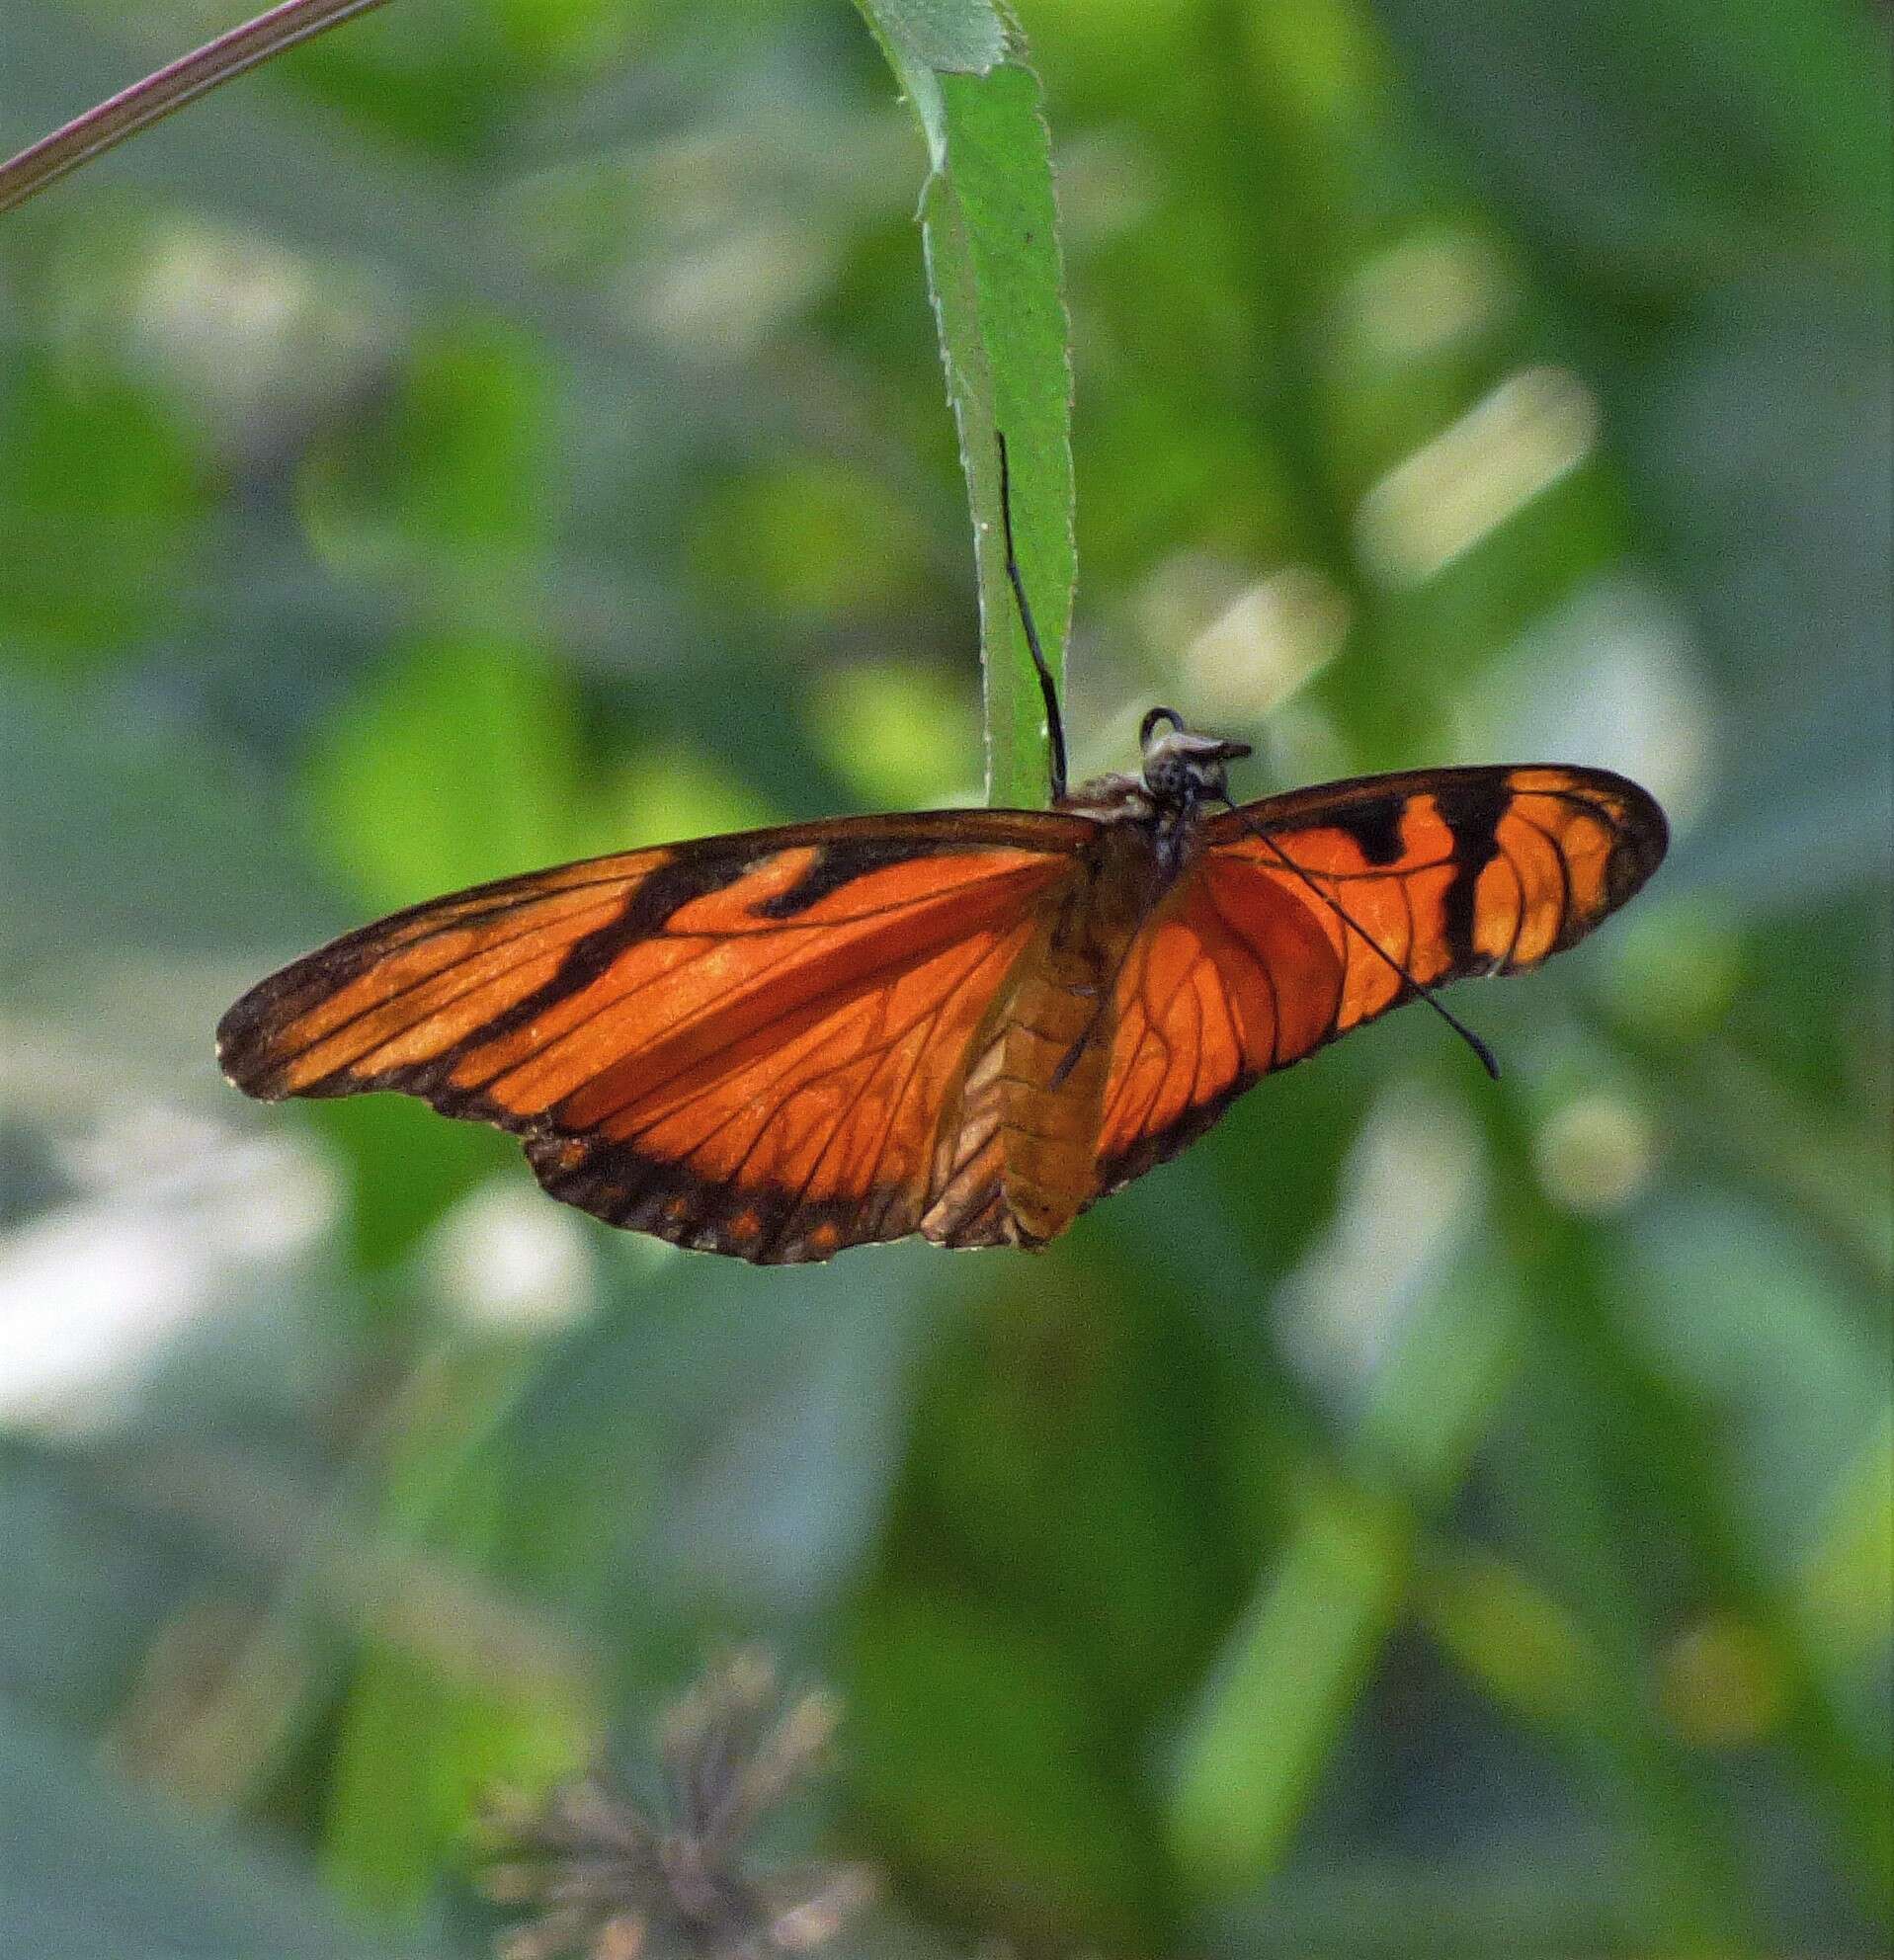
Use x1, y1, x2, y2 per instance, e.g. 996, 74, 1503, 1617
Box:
0, 0, 393, 215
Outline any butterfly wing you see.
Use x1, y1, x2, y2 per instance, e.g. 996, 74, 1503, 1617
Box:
1093, 765, 1666, 1197
218, 812, 1090, 1262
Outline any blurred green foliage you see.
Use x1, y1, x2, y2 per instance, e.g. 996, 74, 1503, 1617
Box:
2, 1, 1889, 1956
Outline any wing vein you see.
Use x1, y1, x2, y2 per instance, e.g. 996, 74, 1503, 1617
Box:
1516, 810, 1575, 947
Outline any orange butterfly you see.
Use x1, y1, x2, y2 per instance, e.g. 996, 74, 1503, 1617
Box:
220, 444, 1664, 1264
218, 720, 1665, 1263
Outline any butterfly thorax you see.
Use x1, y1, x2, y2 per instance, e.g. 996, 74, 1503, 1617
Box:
1058, 769, 1153, 817
1063, 721, 1249, 843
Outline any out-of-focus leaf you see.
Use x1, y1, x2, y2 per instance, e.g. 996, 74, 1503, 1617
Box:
299, 319, 554, 607
0, 1699, 416, 1959
323, 1252, 943, 1917
1621, 1189, 1888, 1559
1485, 1088, 1886, 1933
1664, 0, 1893, 234
0, 351, 206, 669
1364, 0, 1891, 280
855, 2, 1075, 805
0, 671, 320, 972
655, 1264, 939, 1618
283, 0, 630, 159
1628, 284, 1893, 907
1798, 1411, 1894, 1674
692, 453, 931, 622
0, 1438, 200, 1728
289, 623, 598, 1266
1169, 1236, 1524, 1896
302, 1097, 514, 1276
804, 659, 981, 808
323, 1347, 596, 1919
1364, 0, 1893, 917
899, 1255, 1242, 1710
488, 1242, 947, 1646
849, 1585, 1168, 1950
1171, 1472, 1410, 1897
1419, 1545, 1606, 1727
0, 10, 699, 425
298, 632, 587, 910
1214, 1831, 1634, 1959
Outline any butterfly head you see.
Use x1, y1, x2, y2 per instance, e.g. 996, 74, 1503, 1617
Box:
1139, 706, 1252, 808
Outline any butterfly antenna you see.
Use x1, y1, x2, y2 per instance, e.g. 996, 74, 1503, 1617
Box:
1219, 797, 1500, 1081
996, 431, 1068, 804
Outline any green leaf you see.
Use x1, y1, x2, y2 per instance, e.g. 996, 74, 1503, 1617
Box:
1371, 0, 1891, 269
1168, 1240, 1526, 1896
0, 352, 205, 669
1169, 1472, 1411, 1894
303, 1097, 514, 1274
298, 319, 554, 618
854, 2, 1075, 807
859, 0, 1007, 79
848, 1585, 1167, 1949
0, 1699, 412, 1959
293, 631, 592, 1266
323, 1348, 596, 1919
298, 632, 586, 910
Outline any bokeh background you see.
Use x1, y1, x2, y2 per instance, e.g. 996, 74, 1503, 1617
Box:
3, 2, 1889, 1955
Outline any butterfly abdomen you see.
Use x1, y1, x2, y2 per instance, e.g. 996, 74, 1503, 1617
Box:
995, 820, 1173, 1245
998, 955, 1116, 1244
914, 896, 1117, 1251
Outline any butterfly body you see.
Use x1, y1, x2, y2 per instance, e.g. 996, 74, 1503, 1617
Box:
959, 729, 1241, 1244
219, 722, 1665, 1264
975, 809, 1163, 1245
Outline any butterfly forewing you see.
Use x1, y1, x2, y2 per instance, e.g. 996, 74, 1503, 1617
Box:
1090, 765, 1665, 1199
218, 812, 1088, 1261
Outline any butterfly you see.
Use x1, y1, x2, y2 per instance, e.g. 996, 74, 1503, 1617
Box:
220, 437, 1665, 1263
218, 713, 1666, 1264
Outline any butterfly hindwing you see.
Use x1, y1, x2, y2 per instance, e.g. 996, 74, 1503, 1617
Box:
217, 812, 1088, 1262
1092, 765, 1666, 1199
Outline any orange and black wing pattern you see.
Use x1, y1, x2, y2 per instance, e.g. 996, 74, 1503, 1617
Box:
221, 762, 1664, 1259
218, 812, 1088, 1262
1092, 765, 1666, 1197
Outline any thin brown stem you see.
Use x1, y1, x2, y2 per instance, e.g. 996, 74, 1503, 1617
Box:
0, 0, 393, 216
